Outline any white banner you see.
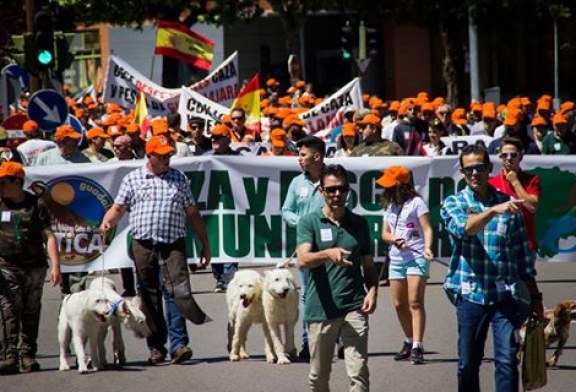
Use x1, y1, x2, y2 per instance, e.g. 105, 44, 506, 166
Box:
189, 51, 239, 107
103, 55, 181, 117
22, 156, 576, 272
178, 87, 230, 131
299, 78, 363, 134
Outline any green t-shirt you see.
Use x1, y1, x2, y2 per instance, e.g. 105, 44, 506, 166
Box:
541, 132, 571, 154
297, 208, 372, 321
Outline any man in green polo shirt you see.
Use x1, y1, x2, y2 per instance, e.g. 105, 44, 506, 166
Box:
297, 164, 378, 392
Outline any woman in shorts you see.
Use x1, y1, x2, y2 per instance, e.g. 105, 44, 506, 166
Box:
377, 165, 434, 365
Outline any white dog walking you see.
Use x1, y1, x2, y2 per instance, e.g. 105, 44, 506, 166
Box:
226, 270, 276, 363
58, 289, 113, 373
86, 277, 150, 369
262, 269, 299, 364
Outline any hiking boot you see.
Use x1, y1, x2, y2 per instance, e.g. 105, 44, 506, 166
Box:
148, 348, 167, 365
170, 347, 193, 364
21, 356, 40, 373
410, 347, 424, 365
0, 355, 18, 375
393, 341, 411, 361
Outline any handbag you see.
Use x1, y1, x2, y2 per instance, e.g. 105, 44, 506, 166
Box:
521, 317, 547, 391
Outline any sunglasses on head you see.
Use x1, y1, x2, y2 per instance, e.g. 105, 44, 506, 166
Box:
323, 185, 350, 194
499, 152, 519, 160
462, 164, 488, 175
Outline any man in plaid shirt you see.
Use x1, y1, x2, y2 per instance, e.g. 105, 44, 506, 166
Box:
440, 144, 543, 392
101, 135, 211, 366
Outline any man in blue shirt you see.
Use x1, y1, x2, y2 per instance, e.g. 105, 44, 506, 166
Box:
441, 144, 543, 392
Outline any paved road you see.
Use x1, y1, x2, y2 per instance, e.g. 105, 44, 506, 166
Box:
3, 261, 576, 391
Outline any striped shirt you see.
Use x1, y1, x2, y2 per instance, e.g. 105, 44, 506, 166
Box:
116, 166, 194, 244
440, 186, 536, 305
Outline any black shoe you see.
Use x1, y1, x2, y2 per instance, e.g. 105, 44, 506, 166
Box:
298, 344, 310, 362
170, 347, 192, 364
21, 356, 40, 373
148, 348, 167, 365
0, 355, 18, 374
394, 341, 411, 361
337, 342, 345, 359
410, 347, 424, 365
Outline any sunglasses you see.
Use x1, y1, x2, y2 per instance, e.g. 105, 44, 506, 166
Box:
323, 185, 350, 194
231, 117, 244, 121
462, 164, 488, 175
499, 152, 519, 160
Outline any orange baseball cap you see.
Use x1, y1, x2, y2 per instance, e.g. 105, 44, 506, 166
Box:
107, 126, 123, 137
282, 114, 305, 128
125, 123, 140, 134
0, 161, 25, 179
266, 78, 279, 87
151, 118, 169, 135
389, 101, 401, 112
451, 108, 468, 125
23, 120, 39, 133
356, 113, 381, 126
482, 102, 496, 120
531, 116, 547, 127
54, 125, 81, 141
87, 127, 110, 139
560, 101, 575, 114
210, 124, 231, 137
145, 135, 174, 155
270, 128, 287, 148
421, 102, 435, 113
503, 109, 522, 126
341, 123, 357, 137
294, 80, 305, 88
375, 166, 411, 189
553, 113, 567, 125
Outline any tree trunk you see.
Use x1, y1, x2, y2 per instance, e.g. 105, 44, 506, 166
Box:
439, 22, 466, 108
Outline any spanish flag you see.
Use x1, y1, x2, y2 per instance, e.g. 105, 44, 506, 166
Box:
155, 20, 215, 71
134, 91, 149, 139
230, 74, 261, 133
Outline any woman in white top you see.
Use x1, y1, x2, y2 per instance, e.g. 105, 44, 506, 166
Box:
377, 166, 434, 365
333, 123, 359, 157
422, 118, 449, 157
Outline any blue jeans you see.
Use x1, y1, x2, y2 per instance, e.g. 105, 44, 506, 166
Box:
212, 263, 238, 288
162, 281, 189, 354
299, 268, 309, 346
456, 297, 520, 392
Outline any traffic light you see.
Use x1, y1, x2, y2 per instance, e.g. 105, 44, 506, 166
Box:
10, 33, 40, 76
54, 33, 75, 72
341, 21, 354, 60
34, 7, 55, 70
366, 26, 379, 57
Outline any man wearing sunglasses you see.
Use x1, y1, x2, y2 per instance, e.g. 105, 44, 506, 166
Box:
297, 164, 378, 392
441, 144, 543, 392
489, 137, 540, 252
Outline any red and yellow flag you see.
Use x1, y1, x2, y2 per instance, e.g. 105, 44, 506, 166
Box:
155, 20, 215, 71
230, 74, 261, 133
134, 91, 149, 139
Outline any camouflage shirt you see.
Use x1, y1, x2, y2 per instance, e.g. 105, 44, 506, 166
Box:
349, 140, 405, 157
0, 192, 51, 268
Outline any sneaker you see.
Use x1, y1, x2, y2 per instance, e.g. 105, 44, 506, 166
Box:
170, 347, 193, 365
410, 347, 424, 365
393, 341, 412, 361
0, 355, 18, 375
21, 356, 40, 373
148, 348, 167, 365
213, 286, 224, 293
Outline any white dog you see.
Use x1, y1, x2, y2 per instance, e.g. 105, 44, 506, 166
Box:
226, 270, 275, 363
58, 289, 113, 373
262, 269, 299, 364
86, 277, 150, 369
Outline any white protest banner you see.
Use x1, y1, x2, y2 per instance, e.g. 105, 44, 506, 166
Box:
189, 51, 239, 107
103, 55, 180, 117
178, 87, 230, 131
298, 78, 363, 134
23, 155, 576, 272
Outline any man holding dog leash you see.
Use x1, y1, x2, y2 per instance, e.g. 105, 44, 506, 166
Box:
100, 135, 211, 366
441, 144, 543, 392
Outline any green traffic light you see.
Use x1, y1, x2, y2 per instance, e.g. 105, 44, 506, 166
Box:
342, 50, 352, 60
37, 49, 53, 65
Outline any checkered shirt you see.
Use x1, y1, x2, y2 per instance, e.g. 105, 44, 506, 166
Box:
116, 166, 195, 244
440, 186, 536, 305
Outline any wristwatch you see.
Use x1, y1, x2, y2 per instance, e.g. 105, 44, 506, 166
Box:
530, 292, 543, 301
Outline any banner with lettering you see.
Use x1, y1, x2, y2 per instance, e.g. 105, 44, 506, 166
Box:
103, 55, 181, 117
178, 87, 229, 131
189, 51, 239, 107
298, 78, 363, 133
23, 156, 576, 272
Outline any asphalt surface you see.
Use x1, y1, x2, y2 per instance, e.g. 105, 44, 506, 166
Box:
3, 261, 576, 392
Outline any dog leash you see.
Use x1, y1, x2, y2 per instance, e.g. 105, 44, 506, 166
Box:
277, 250, 297, 269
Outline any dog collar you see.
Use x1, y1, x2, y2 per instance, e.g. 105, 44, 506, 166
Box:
109, 299, 123, 315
